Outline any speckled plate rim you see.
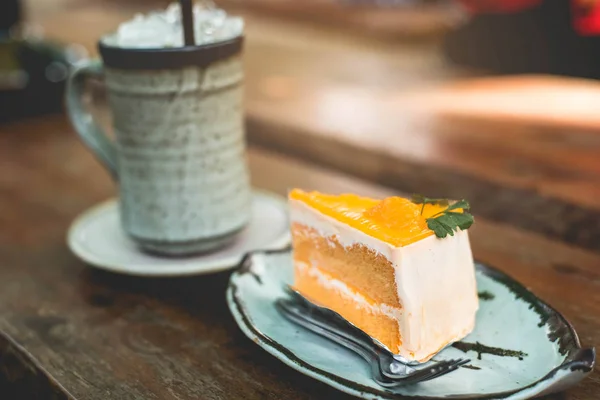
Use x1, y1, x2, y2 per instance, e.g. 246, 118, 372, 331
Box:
227, 249, 596, 400
67, 190, 291, 277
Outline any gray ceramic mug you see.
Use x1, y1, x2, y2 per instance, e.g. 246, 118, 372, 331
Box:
66, 37, 251, 256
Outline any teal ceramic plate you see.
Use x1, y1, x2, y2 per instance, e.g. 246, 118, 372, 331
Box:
227, 250, 595, 399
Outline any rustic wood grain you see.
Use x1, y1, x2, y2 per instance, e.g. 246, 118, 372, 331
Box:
244, 76, 600, 210
0, 333, 72, 400
0, 119, 353, 400
0, 115, 598, 399
248, 116, 600, 252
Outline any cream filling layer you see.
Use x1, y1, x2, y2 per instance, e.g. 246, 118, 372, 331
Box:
295, 261, 403, 320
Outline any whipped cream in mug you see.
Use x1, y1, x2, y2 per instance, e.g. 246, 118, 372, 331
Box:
102, 1, 244, 48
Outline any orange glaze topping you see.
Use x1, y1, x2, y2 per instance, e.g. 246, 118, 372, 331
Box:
289, 189, 451, 246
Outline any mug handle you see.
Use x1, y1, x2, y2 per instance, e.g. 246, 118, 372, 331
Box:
65, 60, 118, 179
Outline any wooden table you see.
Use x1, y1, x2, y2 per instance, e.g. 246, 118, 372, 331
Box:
0, 1, 598, 398
0, 111, 599, 399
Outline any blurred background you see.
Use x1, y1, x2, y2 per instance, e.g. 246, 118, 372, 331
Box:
2, 0, 600, 211
3, 0, 600, 122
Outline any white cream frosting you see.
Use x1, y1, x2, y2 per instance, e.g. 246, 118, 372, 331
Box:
290, 198, 479, 362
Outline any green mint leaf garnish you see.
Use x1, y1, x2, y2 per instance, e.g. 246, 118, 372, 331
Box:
413, 194, 474, 238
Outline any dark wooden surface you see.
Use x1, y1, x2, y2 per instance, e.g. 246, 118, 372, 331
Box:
0, 0, 598, 398
1, 114, 599, 399
217, 0, 461, 39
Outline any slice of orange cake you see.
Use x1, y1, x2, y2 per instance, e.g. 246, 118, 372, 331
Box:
289, 189, 478, 363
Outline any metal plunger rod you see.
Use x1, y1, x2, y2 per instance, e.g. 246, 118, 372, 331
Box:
180, 0, 195, 46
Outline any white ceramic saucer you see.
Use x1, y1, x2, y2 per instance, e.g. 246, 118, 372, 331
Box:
68, 191, 291, 277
